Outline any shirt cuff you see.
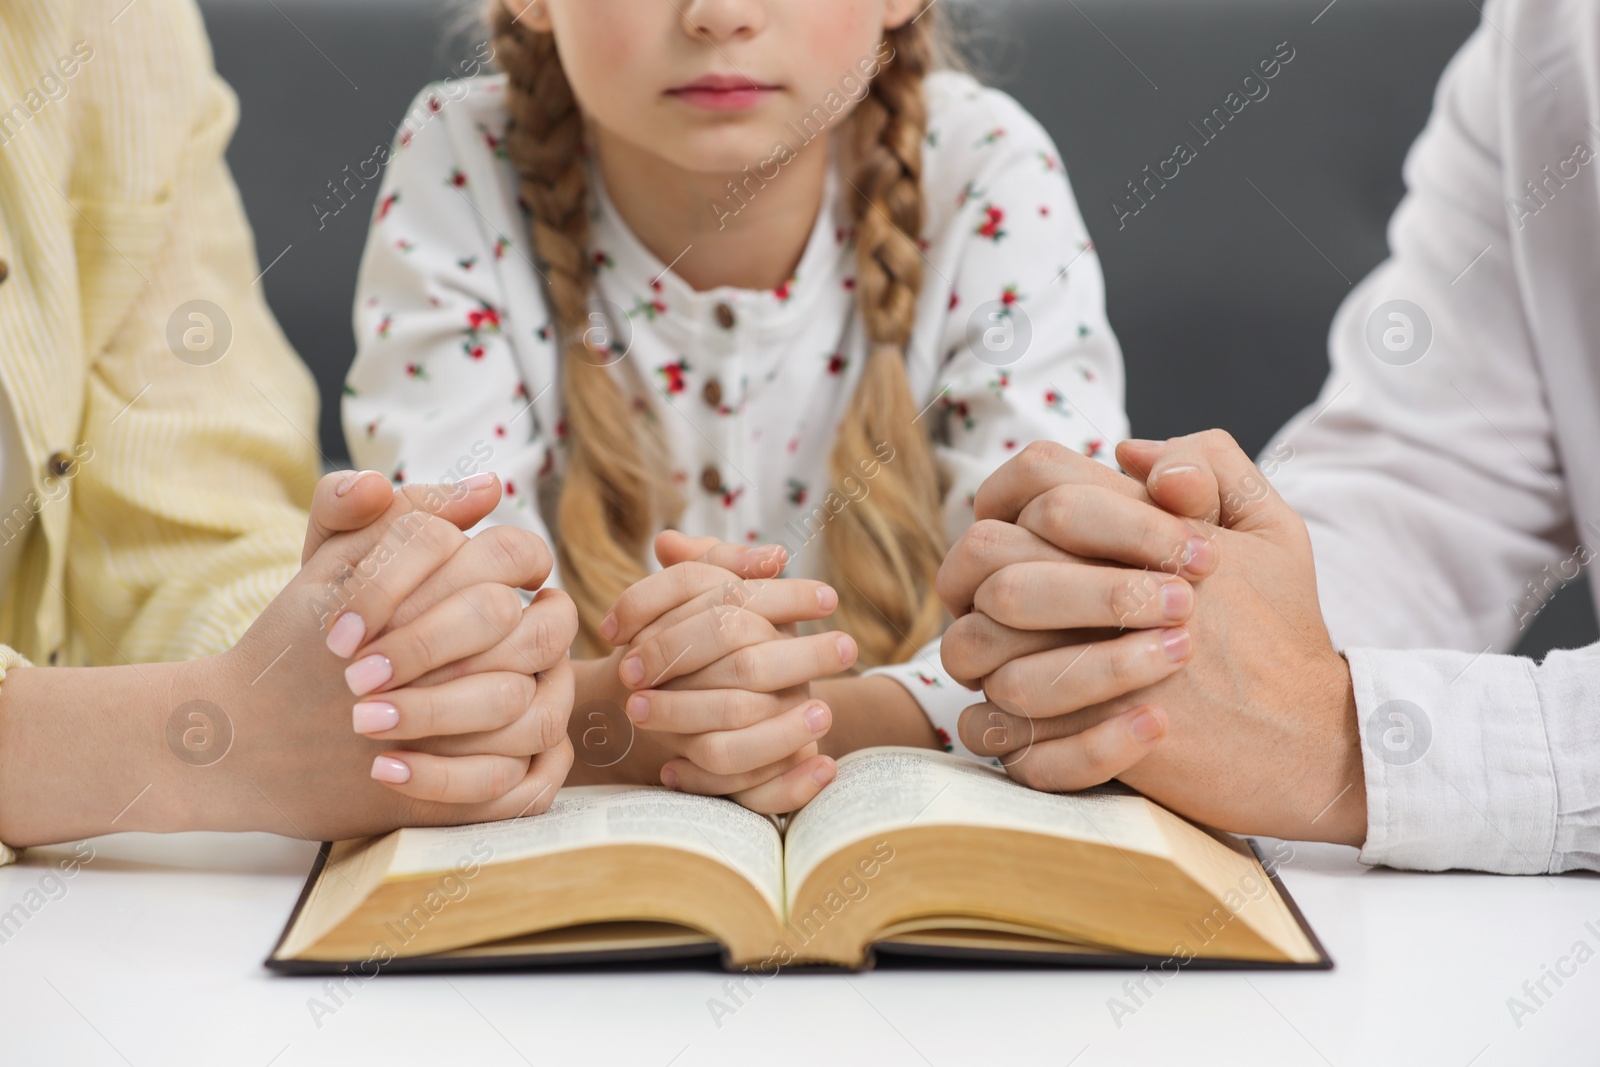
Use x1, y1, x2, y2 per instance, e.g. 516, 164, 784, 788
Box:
0, 645, 35, 868
1347, 646, 1558, 873
862, 637, 992, 764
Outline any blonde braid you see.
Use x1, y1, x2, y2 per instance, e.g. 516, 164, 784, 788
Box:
491, 6, 674, 655
823, 16, 949, 668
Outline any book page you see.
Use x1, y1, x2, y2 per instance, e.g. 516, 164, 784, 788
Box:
387, 786, 785, 913
783, 748, 1171, 909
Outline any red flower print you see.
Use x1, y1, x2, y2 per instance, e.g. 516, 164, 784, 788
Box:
513, 382, 529, 402
537, 323, 553, 343
592, 250, 615, 273
538, 451, 555, 479
943, 397, 975, 432
376, 193, 400, 222
989, 371, 1010, 396
494, 235, 511, 259
555, 417, 569, 441
1045, 389, 1072, 416
458, 257, 477, 271
827, 353, 848, 375
916, 672, 942, 687
1040, 151, 1060, 171
446, 168, 467, 189
721, 487, 744, 509
976, 204, 1007, 243
842, 277, 856, 292
467, 304, 501, 333
956, 180, 984, 209
365, 419, 381, 439
395, 238, 416, 253
787, 435, 801, 454
393, 467, 406, 484
949, 291, 960, 311
463, 343, 486, 360
504, 480, 516, 497
494, 424, 506, 438
774, 278, 794, 303
657, 357, 690, 394
975, 127, 1007, 147
631, 293, 668, 320
787, 478, 809, 506
479, 123, 508, 159
1084, 440, 1105, 459
1080, 365, 1097, 382
376, 315, 393, 339
1039, 205, 1051, 217
1000, 285, 1022, 308
405, 362, 428, 381
934, 726, 953, 752
1004, 439, 1018, 451
746, 529, 760, 543
426, 95, 442, 115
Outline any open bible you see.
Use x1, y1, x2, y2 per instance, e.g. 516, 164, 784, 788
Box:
267, 748, 1329, 974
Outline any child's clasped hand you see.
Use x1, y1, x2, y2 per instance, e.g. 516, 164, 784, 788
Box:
586, 531, 855, 813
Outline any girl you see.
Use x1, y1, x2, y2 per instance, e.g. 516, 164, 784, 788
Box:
344, 0, 1129, 812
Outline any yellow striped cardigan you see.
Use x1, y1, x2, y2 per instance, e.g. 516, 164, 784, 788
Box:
0, 0, 322, 863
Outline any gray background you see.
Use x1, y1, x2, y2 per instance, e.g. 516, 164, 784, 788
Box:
196, 0, 1599, 658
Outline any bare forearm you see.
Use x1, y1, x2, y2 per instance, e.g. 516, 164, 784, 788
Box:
813, 676, 939, 759
0, 661, 203, 847
566, 653, 642, 786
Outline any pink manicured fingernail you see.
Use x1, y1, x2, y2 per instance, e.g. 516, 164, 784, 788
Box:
812, 760, 836, 786
1182, 537, 1215, 574
817, 586, 838, 612
600, 612, 619, 643
836, 634, 856, 665
661, 765, 679, 789
325, 612, 367, 658
352, 701, 399, 734
620, 656, 644, 687
345, 654, 393, 696
460, 471, 496, 491
335, 470, 382, 496
1160, 581, 1193, 620
1161, 628, 1191, 663
805, 703, 830, 735
626, 694, 649, 724
1129, 709, 1165, 742
371, 755, 411, 784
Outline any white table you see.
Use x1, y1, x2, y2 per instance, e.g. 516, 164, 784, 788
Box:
0, 832, 1594, 1066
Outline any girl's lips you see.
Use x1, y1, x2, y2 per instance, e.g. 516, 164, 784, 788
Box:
666, 75, 780, 112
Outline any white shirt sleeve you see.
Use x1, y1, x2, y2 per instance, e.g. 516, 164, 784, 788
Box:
343, 83, 560, 577
1267, 13, 1599, 872
864, 82, 1129, 758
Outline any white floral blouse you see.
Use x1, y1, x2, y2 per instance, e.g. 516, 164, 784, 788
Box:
343, 69, 1129, 760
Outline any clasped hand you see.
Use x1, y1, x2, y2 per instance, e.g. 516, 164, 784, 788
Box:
939, 435, 1366, 846
574, 531, 856, 814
